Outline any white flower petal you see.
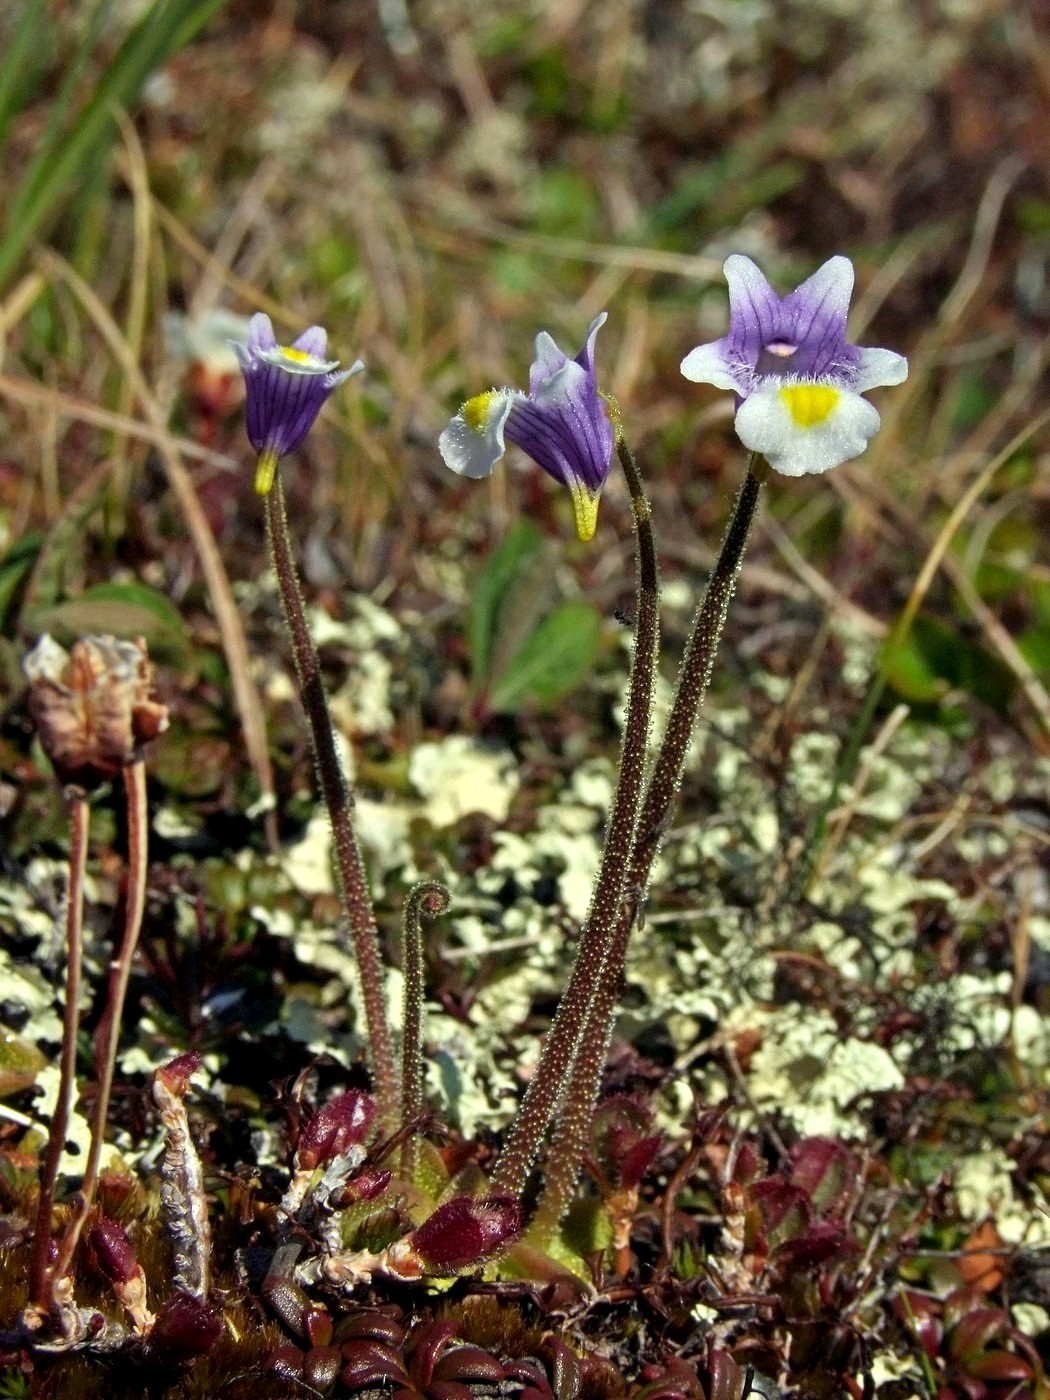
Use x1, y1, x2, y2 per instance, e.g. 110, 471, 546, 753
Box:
854, 346, 909, 392
438, 390, 517, 479
735, 382, 881, 476
679, 340, 742, 392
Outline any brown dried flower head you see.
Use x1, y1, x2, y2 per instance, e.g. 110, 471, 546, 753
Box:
23, 634, 168, 789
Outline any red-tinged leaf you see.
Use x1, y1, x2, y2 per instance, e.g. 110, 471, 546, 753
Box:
334, 1167, 391, 1207
619, 1135, 663, 1192
787, 1138, 856, 1215
772, 1220, 853, 1272
269, 1344, 305, 1382
407, 1320, 459, 1388
543, 1336, 583, 1400
304, 1306, 333, 1349
947, 1305, 1010, 1362
340, 1339, 409, 1388
751, 1177, 811, 1244
337, 1307, 406, 1347
265, 1278, 309, 1339
428, 1383, 476, 1400
147, 1291, 222, 1364
503, 1356, 554, 1400
708, 1348, 748, 1400
968, 1350, 1034, 1383
410, 1195, 521, 1273
304, 1345, 343, 1391
432, 1345, 506, 1384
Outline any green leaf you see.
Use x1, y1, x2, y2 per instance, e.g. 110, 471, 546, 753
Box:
468, 518, 546, 687
488, 602, 602, 713
883, 614, 1015, 715
0, 532, 43, 632
26, 581, 190, 667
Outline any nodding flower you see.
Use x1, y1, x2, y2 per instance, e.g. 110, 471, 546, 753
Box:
231, 313, 362, 494
439, 314, 619, 542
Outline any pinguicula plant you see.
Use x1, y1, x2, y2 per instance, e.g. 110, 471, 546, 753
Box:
14, 252, 912, 1390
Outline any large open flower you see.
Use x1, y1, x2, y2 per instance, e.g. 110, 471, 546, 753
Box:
232, 313, 362, 494
439, 314, 618, 541
680, 255, 907, 476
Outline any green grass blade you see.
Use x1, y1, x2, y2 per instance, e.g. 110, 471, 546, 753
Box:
0, 0, 48, 150
0, 0, 229, 290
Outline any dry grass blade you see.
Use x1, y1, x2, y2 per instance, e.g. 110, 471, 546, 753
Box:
37, 249, 277, 839
0, 372, 238, 469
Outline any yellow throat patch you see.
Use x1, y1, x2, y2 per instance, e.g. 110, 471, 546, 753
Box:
778, 383, 840, 428
462, 391, 500, 433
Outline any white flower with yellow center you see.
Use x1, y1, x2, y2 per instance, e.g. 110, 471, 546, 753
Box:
681, 255, 908, 476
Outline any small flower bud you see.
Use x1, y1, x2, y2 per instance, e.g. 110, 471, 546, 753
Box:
331, 1167, 391, 1208
155, 1051, 201, 1100
146, 1291, 223, 1364
296, 1090, 376, 1171
409, 1195, 521, 1275
88, 1217, 139, 1285
24, 634, 168, 790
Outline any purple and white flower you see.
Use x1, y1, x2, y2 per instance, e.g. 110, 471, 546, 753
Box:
232, 313, 362, 494
680, 255, 908, 476
439, 314, 618, 541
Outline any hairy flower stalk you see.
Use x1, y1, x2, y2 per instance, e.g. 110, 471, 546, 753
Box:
265, 477, 398, 1131
27, 792, 88, 1318
52, 759, 150, 1290
399, 882, 451, 1184
21, 634, 167, 1322
526, 460, 766, 1245
491, 437, 660, 1201
232, 316, 397, 1129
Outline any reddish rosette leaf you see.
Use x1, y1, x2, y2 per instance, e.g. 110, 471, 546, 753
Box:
771, 1219, 853, 1272
304, 1306, 333, 1349
146, 1291, 223, 1364
296, 1089, 377, 1170
340, 1339, 410, 1389
427, 1382, 475, 1400
305, 1345, 343, 1391
750, 1176, 811, 1247
407, 1319, 459, 1388
707, 1349, 748, 1400
264, 1277, 309, 1339
338, 1306, 406, 1347
503, 1358, 555, 1400
269, 1344, 306, 1382
409, 1195, 521, 1274
87, 1217, 139, 1286
432, 1345, 507, 1385
631, 1357, 705, 1400
786, 1137, 857, 1215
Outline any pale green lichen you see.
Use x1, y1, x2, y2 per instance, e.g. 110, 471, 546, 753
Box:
744, 1007, 905, 1138
409, 735, 520, 827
